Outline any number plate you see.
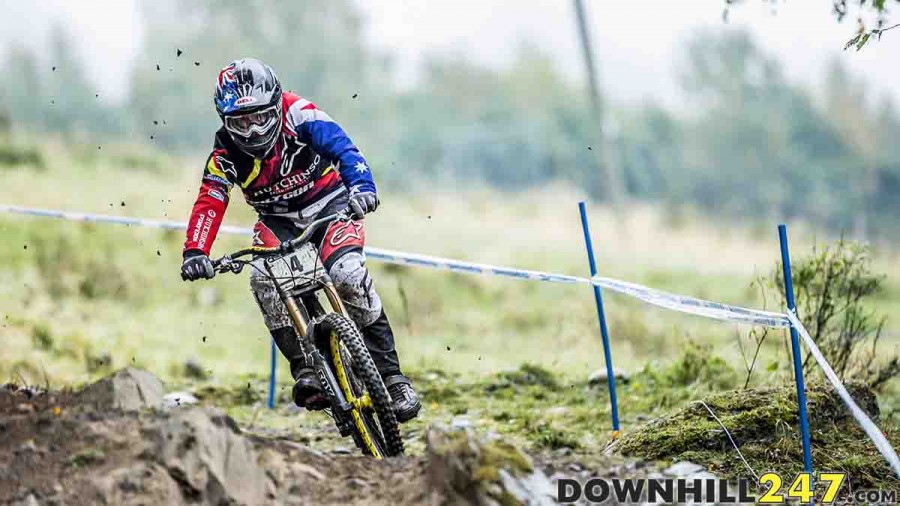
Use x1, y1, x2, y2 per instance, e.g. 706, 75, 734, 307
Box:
265, 243, 323, 291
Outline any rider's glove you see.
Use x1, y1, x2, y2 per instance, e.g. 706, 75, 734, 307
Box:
181, 251, 215, 281
348, 191, 379, 219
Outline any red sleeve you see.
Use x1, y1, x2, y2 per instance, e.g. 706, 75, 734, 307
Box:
183, 147, 234, 256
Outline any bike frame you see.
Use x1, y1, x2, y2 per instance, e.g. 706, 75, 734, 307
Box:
211, 212, 388, 458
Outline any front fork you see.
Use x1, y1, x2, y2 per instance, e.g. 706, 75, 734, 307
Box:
266, 264, 354, 425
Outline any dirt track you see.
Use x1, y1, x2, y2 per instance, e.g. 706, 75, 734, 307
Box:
0, 381, 435, 505
0, 368, 769, 505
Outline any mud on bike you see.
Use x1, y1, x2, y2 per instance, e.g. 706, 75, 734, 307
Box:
209, 211, 403, 458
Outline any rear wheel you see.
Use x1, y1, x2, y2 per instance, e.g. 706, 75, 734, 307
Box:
318, 313, 404, 458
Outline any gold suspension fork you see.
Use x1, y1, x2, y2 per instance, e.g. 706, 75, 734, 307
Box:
284, 296, 309, 337
285, 282, 344, 338
322, 282, 348, 316
264, 262, 310, 338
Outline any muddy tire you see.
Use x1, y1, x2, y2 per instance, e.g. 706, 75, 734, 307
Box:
318, 313, 404, 457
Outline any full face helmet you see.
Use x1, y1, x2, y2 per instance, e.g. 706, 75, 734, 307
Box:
214, 58, 283, 158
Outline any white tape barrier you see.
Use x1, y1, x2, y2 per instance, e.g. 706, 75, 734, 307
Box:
0, 204, 789, 328
366, 249, 790, 327
2, 203, 898, 474
592, 275, 790, 328
785, 311, 900, 477
0, 204, 251, 236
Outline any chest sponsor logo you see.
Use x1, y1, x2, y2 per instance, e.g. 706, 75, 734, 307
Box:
251, 181, 316, 204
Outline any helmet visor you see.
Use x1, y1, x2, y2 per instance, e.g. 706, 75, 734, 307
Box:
223, 105, 280, 138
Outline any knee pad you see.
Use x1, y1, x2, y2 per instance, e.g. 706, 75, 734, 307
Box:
329, 252, 383, 328
249, 259, 292, 331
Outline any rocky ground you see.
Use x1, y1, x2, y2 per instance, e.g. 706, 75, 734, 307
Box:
0, 368, 766, 505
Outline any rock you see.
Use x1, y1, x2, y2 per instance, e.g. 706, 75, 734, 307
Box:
499, 468, 555, 505
664, 460, 705, 477
332, 446, 352, 455
11, 494, 39, 506
425, 424, 555, 505
76, 368, 164, 412
163, 392, 199, 409
145, 407, 274, 505
587, 367, 630, 386
347, 477, 368, 489
292, 462, 326, 481
14, 440, 37, 456
90, 463, 184, 506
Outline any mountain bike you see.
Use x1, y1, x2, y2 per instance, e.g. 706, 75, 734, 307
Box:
210, 211, 403, 458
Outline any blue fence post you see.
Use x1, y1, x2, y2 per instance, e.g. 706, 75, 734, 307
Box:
268, 335, 277, 410
578, 201, 621, 438
778, 224, 814, 483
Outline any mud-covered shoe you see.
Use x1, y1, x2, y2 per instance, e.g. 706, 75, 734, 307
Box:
292, 367, 328, 410
385, 374, 420, 423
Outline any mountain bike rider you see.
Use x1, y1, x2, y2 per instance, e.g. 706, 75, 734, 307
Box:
180, 58, 420, 423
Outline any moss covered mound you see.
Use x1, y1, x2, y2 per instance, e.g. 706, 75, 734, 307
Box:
615, 381, 899, 489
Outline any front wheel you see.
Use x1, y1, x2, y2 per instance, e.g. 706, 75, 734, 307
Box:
318, 313, 404, 458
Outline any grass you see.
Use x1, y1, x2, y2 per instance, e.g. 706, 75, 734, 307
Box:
616, 380, 900, 489
1, 139, 900, 485
187, 348, 900, 489
1, 140, 899, 384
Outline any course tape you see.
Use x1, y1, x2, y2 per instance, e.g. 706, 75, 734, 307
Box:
592, 275, 790, 328
786, 311, 900, 478
0, 204, 788, 328
3, 203, 898, 474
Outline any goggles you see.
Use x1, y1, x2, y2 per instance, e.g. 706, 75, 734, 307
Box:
223, 105, 280, 138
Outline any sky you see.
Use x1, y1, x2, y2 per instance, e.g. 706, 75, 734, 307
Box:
2, 0, 899, 109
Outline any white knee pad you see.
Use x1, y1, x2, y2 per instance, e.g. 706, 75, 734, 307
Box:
329, 252, 383, 328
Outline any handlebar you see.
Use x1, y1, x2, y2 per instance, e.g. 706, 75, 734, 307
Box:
211, 211, 349, 273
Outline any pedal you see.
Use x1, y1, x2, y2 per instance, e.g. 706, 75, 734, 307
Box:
302, 394, 330, 411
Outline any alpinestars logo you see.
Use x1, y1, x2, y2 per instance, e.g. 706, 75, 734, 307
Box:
278, 136, 307, 177
329, 221, 363, 246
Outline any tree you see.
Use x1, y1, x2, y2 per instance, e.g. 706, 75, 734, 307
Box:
673, 31, 853, 225
128, 0, 384, 150
0, 25, 118, 137
1, 45, 43, 131
724, 1, 900, 49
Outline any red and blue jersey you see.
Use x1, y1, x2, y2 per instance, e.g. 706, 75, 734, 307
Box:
184, 92, 376, 255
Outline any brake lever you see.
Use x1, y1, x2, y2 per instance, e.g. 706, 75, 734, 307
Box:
213, 256, 231, 273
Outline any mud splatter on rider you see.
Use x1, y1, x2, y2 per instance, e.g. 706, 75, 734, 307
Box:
180, 59, 420, 422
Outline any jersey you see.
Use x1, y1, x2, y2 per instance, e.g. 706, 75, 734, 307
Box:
183, 92, 375, 256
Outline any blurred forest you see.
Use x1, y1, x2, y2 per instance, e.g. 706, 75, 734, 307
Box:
2, 0, 899, 240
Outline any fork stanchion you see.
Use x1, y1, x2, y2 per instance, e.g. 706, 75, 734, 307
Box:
268, 335, 277, 410
778, 224, 814, 486
578, 201, 620, 438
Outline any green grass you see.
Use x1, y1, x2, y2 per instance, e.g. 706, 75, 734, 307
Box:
3, 140, 899, 488
0, 140, 899, 438
1, 140, 899, 389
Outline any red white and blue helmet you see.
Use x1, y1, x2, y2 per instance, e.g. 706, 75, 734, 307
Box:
214, 58, 282, 158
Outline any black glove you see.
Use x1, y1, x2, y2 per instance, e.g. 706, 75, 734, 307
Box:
181, 252, 215, 281
348, 191, 379, 219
